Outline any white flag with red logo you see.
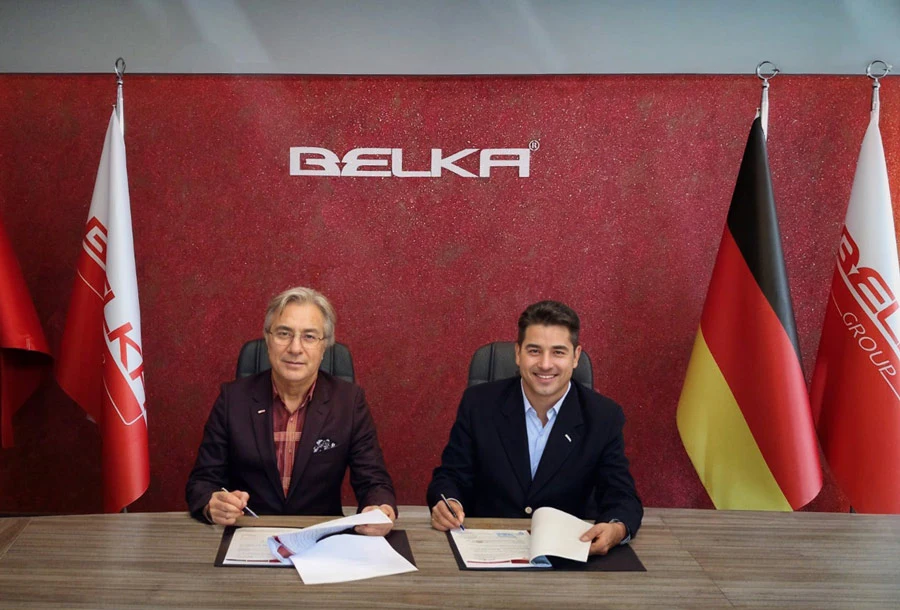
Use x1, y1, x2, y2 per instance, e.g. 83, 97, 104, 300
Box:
810, 107, 900, 513
56, 110, 149, 513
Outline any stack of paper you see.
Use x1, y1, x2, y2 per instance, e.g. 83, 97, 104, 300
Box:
222, 527, 303, 566
267, 511, 417, 584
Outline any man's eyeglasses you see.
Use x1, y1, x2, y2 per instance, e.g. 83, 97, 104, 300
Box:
266, 329, 327, 347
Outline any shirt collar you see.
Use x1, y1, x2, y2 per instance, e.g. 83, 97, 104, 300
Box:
272, 378, 316, 409
521, 379, 571, 419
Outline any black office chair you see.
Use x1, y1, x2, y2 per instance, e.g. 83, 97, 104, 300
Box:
467, 341, 593, 389
235, 338, 355, 383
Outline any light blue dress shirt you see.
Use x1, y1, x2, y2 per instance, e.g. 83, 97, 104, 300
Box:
520, 381, 631, 544
522, 381, 631, 545
522, 381, 572, 479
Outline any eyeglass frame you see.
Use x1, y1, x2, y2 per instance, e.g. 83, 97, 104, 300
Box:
265, 327, 329, 348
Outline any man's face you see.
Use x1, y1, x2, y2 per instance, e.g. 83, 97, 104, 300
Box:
265, 301, 327, 390
515, 324, 582, 409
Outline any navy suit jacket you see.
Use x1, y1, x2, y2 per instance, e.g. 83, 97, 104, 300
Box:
186, 370, 396, 520
427, 377, 642, 538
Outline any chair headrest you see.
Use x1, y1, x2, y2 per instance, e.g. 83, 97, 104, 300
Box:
235, 338, 355, 384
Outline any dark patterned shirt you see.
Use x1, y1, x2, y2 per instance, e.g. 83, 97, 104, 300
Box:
272, 380, 314, 496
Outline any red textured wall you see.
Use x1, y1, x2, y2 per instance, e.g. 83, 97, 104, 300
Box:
1, 74, 897, 514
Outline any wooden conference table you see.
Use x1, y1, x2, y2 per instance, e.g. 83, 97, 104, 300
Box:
1, 506, 898, 609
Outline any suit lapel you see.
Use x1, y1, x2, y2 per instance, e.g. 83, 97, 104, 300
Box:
248, 372, 284, 498
529, 385, 584, 497
286, 374, 332, 500
496, 381, 533, 495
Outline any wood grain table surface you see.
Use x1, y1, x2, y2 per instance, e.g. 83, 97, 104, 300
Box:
0, 506, 897, 609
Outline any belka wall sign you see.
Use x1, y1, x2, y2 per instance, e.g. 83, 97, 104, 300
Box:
290, 147, 532, 178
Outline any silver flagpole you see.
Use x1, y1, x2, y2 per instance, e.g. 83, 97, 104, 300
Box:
867, 59, 892, 117
755, 61, 779, 139
114, 57, 125, 135
114, 55, 127, 515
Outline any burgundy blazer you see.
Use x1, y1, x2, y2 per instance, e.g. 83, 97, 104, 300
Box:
186, 370, 396, 520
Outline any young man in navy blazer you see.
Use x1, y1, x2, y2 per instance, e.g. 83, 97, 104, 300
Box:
186, 287, 396, 535
427, 300, 642, 555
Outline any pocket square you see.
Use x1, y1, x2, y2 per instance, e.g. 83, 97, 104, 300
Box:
312, 438, 337, 453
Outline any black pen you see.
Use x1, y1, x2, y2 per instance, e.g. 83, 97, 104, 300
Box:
440, 493, 465, 531
221, 487, 259, 518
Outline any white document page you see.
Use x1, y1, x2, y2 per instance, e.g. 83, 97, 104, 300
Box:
267, 510, 393, 564
290, 534, 418, 584
449, 529, 551, 568
529, 506, 591, 563
223, 528, 302, 565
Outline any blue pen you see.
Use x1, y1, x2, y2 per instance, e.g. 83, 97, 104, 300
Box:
441, 493, 465, 531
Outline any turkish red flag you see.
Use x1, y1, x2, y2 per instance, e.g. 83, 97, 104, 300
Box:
0, 214, 52, 448
56, 110, 149, 512
810, 107, 900, 513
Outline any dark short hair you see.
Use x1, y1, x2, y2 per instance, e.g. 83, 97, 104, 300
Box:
516, 300, 580, 347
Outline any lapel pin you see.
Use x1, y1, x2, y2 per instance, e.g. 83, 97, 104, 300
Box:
565, 433, 572, 443
257, 409, 266, 414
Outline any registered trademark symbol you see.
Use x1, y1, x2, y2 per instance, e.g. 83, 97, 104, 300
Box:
529, 140, 540, 151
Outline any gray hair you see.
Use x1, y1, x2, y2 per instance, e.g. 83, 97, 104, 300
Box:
263, 287, 336, 347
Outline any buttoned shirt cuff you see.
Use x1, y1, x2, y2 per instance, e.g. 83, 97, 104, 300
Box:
445, 498, 463, 512
608, 518, 631, 545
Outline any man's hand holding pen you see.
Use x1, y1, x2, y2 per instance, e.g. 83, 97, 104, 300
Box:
205, 488, 256, 525
430, 495, 466, 531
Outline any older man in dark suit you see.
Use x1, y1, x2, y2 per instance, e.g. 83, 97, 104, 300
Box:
427, 300, 642, 555
186, 287, 395, 535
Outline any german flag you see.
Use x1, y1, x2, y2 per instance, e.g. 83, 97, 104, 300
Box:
677, 117, 822, 510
